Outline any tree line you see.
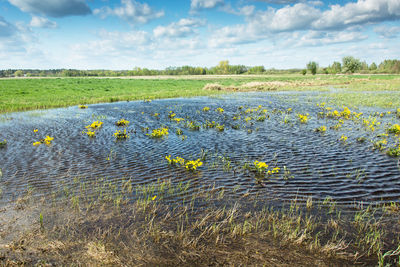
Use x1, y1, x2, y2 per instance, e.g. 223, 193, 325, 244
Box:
1, 58, 399, 78
306, 57, 400, 75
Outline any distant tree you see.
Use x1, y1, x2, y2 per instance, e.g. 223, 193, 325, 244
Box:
330, 61, 342, 74
379, 59, 400, 73
301, 69, 307, 75
342, 56, 361, 73
369, 62, 377, 71
362, 61, 369, 70
306, 61, 318, 75
248, 66, 265, 74
217, 60, 229, 74
14, 70, 24, 77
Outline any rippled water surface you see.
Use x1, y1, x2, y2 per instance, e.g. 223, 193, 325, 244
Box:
1, 92, 399, 206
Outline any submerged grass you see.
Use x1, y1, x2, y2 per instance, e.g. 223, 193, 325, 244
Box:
1, 179, 399, 266
1, 74, 399, 113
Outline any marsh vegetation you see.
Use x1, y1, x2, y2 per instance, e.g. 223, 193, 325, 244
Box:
1, 75, 400, 265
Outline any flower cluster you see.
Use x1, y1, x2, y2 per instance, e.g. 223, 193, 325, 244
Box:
202, 107, 210, 112
253, 160, 280, 175
216, 107, 224, 113
84, 121, 103, 137
114, 129, 129, 139
297, 113, 309, 123
340, 135, 348, 142
33, 136, 54, 146
78, 104, 88, 109
150, 127, 169, 138
86, 121, 103, 130
115, 119, 130, 126
387, 124, 400, 135
165, 155, 203, 171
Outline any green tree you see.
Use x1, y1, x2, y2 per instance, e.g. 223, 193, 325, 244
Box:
342, 56, 361, 73
330, 61, 342, 74
217, 60, 229, 74
306, 61, 318, 75
14, 70, 24, 77
301, 69, 307, 75
369, 62, 377, 71
248, 66, 265, 74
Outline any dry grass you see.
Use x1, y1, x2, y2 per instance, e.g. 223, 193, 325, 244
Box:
1, 180, 399, 267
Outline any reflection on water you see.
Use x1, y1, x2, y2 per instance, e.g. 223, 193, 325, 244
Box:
0, 92, 399, 206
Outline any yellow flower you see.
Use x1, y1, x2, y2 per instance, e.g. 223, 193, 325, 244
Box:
33, 129, 38, 133
150, 127, 169, 138
116, 119, 130, 126
152, 195, 157, 201
86, 121, 103, 129
33, 141, 41, 146
86, 130, 95, 137
297, 114, 309, 123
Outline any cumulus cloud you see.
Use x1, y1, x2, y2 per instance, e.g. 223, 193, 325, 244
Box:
94, 0, 164, 24
253, 3, 321, 32
374, 25, 400, 38
208, 0, 400, 48
312, 0, 400, 30
153, 18, 205, 38
30, 16, 57, 28
8, 0, 91, 17
0, 16, 17, 37
191, 0, 224, 11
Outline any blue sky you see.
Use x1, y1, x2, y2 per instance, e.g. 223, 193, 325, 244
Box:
0, 0, 399, 69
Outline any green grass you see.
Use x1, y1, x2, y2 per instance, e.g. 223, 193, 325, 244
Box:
1, 74, 399, 113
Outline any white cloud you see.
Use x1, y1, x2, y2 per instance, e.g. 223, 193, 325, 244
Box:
374, 25, 400, 38
94, 0, 164, 24
8, 0, 91, 17
312, 0, 400, 30
30, 16, 57, 28
153, 18, 205, 38
253, 3, 321, 32
208, 24, 260, 47
190, 0, 224, 11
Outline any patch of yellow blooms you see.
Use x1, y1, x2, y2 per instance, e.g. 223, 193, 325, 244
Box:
297, 113, 309, 123
253, 160, 280, 175
165, 155, 203, 171
150, 127, 169, 138
33, 135, 54, 146
115, 119, 130, 126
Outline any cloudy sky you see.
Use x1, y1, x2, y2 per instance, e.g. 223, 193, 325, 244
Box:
0, 0, 399, 69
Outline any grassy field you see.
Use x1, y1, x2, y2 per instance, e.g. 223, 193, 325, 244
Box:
1, 74, 399, 113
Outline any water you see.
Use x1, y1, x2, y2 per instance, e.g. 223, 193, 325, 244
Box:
1, 92, 399, 206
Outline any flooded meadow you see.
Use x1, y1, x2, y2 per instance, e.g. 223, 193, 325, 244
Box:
1, 90, 400, 265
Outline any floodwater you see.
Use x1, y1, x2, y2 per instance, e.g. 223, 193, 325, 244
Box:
0, 92, 399, 206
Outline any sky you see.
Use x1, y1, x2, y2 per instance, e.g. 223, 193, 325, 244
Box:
0, 0, 399, 70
